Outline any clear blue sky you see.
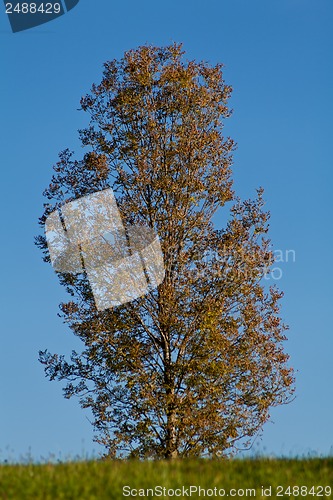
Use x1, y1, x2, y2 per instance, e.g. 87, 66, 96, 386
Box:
0, 0, 332, 461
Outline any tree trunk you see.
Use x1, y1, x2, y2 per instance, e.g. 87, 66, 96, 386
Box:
165, 410, 178, 459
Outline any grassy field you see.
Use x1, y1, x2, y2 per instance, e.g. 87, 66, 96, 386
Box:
0, 458, 332, 499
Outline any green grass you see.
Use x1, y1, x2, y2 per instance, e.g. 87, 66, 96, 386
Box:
0, 458, 332, 499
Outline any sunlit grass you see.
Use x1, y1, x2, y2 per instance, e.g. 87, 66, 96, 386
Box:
0, 458, 332, 499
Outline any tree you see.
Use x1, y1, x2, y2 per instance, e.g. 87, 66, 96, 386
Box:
36, 43, 295, 459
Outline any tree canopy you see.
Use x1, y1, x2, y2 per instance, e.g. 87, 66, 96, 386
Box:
36, 43, 295, 459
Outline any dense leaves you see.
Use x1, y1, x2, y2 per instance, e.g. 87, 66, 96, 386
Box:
36, 44, 294, 459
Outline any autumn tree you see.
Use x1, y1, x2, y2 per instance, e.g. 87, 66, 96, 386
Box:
36, 43, 294, 459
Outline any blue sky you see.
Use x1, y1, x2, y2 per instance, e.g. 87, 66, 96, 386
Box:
0, 0, 332, 461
